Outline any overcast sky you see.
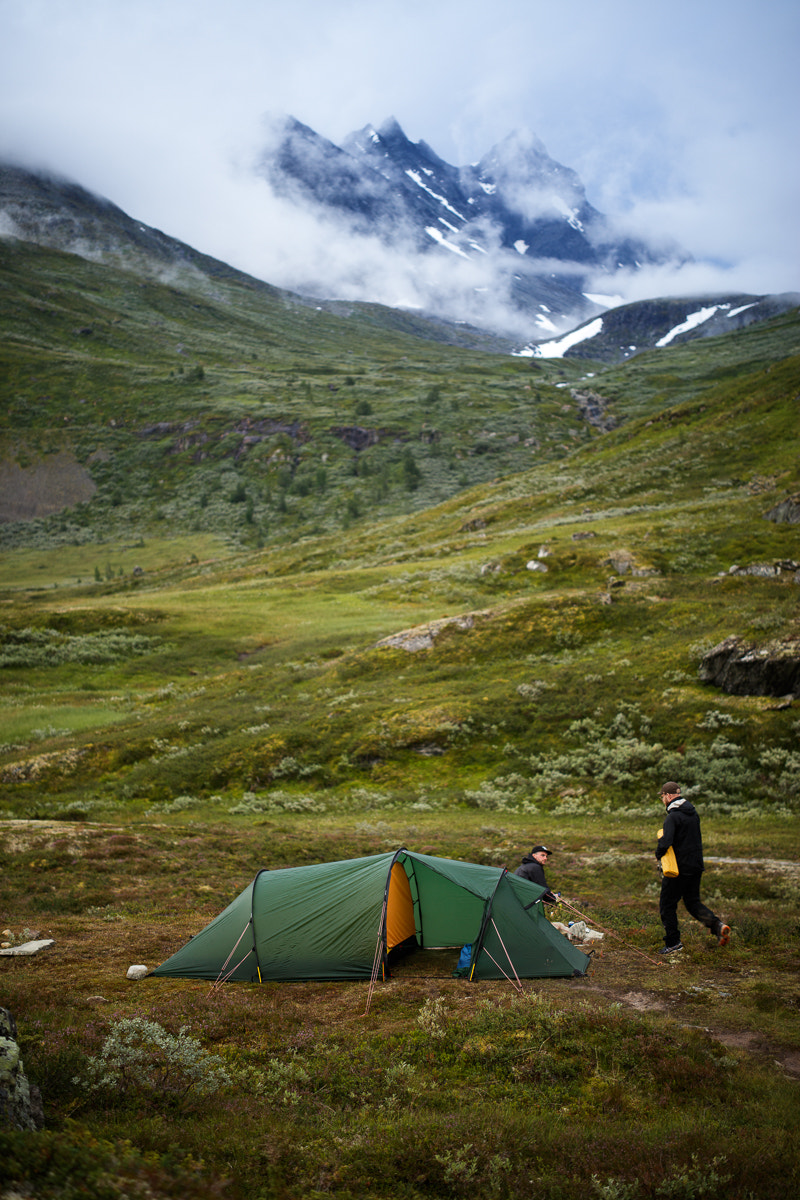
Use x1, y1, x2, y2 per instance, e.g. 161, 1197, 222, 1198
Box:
1, 0, 798, 310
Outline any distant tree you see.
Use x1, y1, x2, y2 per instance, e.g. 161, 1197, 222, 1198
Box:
402, 448, 422, 491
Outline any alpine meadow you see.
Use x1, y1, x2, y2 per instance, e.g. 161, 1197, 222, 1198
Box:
1, 229, 799, 1200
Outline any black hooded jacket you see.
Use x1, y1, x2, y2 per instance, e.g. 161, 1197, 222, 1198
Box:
656, 797, 705, 874
514, 855, 556, 902
515, 854, 548, 888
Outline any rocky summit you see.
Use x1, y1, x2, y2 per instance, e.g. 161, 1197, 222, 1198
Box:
256, 115, 675, 334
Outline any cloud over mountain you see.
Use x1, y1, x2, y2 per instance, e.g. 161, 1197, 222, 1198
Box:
245, 114, 686, 340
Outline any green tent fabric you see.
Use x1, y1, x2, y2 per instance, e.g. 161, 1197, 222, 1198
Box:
150, 849, 590, 983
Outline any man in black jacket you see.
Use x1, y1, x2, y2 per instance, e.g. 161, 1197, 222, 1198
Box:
515, 844, 559, 904
656, 782, 731, 955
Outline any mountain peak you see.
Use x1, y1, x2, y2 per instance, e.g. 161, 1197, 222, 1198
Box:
490, 127, 549, 160
377, 115, 407, 142
255, 115, 684, 337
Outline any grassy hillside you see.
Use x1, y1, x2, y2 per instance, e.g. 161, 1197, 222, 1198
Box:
0, 237, 573, 547
1, 236, 799, 1198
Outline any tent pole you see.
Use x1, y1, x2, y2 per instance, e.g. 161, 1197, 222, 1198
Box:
211, 918, 254, 990
468, 868, 508, 981
490, 917, 524, 991
212, 947, 258, 990
363, 897, 388, 1017
482, 946, 524, 993
365, 851, 409, 1016
249, 870, 266, 983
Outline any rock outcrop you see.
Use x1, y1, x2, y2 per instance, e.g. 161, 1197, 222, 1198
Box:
375, 611, 489, 653
698, 636, 800, 697
765, 493, 800, 525
0, 1008, 44, 1130
727, 559, 799, 579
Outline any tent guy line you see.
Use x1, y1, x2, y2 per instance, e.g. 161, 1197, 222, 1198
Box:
557, 898, 665, 968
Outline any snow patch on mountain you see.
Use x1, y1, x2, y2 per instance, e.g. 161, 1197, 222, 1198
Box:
515, 317, 604, 358
727, 302, 757, 318
405, 169, 466, 220
425, 226, 469, 258
585, 292, 624, 307
656, 305, 722, 346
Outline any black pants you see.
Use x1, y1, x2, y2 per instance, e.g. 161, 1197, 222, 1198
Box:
659, 873, 721, 946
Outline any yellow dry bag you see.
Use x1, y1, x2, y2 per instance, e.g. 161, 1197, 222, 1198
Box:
657, 828, 679, 878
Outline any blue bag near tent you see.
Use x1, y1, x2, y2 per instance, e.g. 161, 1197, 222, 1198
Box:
453, 943, 472, 977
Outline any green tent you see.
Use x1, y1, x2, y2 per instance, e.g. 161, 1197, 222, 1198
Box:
151, 849, 590, 983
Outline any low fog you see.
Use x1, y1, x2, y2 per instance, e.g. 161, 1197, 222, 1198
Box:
1, 0, 798, 327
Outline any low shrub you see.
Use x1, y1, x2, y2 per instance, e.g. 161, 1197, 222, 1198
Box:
76, 1018, 234, 1110
0, 1127, 230, 1199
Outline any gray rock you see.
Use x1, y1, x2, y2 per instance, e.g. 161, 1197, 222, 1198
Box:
729, 562, 780, 577
126, 964, 148, 980
765, 493, 800, 524
728, 559, 799, 578
375, 611, 488, 653
0, 938, 54, 957
699, 635, 800, 697
603, 551, 634, 574
0, 1008, 44, 1130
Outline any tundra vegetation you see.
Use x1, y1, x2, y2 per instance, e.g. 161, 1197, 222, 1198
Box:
0, 237, 799, 1197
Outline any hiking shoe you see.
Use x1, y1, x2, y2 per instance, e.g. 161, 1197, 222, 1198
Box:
717, 924, 731, 947
660, 943, 683, 955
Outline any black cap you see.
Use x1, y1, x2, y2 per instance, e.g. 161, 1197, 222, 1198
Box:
660, 782, 681, 795
530, 844, 553, 855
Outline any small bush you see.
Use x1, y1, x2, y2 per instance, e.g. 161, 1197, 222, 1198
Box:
0, 627, 159, 669
228, 789, 326, 814
76, 1017, 233, 1109
654, 1154, 731, 1198
0, 1128, 229, 1200
417, 996, 449, 1040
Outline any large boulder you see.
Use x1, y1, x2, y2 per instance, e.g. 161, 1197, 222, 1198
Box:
698, 636, 800, 697
0, 1007, 44, 1130
375, 610, 489, 653
765, 493, 800, 525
